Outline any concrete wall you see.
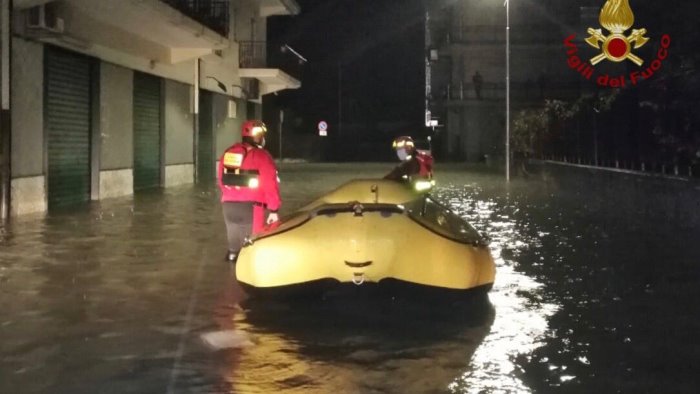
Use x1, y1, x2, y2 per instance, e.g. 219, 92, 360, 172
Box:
99, 169, 132, 199
233, 0, 267, 43
213, 95, 244, 179
163, 79, 195, 186
463, 102, 503, 161
11, 37, 43, 178
164, 79, 193, 165
164, 163, 194, 187
10, 38, 45, 216
214, 94, 243, 159
100, 62, 133, 170
99, 62, 134, 199
250, 102, 262, 119
446, 101, 504, 162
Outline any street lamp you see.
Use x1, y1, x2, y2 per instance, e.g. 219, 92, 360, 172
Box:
504, 0, 511, 182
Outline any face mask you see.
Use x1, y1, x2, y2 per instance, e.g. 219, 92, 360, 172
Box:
396, 148, 409, 161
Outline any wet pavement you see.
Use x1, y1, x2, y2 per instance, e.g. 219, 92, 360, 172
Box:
1, 163, 699, 393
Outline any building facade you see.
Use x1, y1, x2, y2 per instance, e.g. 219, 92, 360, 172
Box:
0, 0, 301, 218
426, 0, 585, 161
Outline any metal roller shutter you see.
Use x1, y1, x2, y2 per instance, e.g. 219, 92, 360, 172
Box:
197, 90, 214, 182
133, 72, 162, 190
45, 47, 91, 208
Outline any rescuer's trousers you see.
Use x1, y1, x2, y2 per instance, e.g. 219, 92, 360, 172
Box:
222, 202, 254, 253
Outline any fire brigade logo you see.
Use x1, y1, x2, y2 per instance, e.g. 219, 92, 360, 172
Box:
564, 0, 669, 87
584, 0, 649, 66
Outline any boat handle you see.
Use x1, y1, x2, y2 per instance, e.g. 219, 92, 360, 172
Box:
345, 261, 372, 268
352, 273, 365, 285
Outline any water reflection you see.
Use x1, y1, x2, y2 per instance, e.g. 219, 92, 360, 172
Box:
213, 287, 495, 394
436, 183, 560, 393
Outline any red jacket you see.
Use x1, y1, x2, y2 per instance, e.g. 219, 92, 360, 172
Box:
217, 143, 281, 211
384, 151, 434, 181
415, 151, 434, 179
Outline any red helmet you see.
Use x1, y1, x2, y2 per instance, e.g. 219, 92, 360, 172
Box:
241, 120, 267, 138
392, 136, 415, 151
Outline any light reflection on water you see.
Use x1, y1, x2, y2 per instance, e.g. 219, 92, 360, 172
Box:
436, 183, 560, 393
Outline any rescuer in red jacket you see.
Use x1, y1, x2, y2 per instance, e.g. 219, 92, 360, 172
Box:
218, 120, 281, 262
384, 136, 434, 189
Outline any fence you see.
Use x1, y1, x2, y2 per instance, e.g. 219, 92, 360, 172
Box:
537, 156, 698, 179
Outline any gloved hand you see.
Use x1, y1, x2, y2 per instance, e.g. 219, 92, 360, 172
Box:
266, 212, 279, 225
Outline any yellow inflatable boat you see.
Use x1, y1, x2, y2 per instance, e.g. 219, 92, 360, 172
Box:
235, 179, 496, 297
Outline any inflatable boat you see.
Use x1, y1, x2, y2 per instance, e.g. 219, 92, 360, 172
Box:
235, 179, 495, 297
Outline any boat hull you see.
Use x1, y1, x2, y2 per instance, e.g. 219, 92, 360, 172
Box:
236, 210, 496, 294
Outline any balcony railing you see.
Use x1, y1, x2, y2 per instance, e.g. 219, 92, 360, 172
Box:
448, 24, 564, 45
239, 41, 305, 81
240, 41, 267, 68
161, 0, 229, 37
439, 81, 582, 102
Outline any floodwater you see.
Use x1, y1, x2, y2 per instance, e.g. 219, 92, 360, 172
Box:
1, 163, 699, 393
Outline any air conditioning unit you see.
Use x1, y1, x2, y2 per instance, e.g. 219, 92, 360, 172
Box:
27, 3, 64, 34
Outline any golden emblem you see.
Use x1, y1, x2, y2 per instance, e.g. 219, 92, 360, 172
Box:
585, 0, 649, 66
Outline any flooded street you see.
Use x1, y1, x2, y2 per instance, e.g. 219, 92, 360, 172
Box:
1, 163, 699, 393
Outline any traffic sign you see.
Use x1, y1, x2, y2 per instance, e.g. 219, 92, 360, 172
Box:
318, 121, 328, 131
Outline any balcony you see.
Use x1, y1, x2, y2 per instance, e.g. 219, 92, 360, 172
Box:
258, 0, 301, 17
239, 41, 267, 68
40, 0, 228, 65
160, 0, 229, 38
238, 41, 303, 96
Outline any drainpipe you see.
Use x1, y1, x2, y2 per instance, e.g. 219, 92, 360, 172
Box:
278, 109, 283, 160
193, 58, 200, 182
1, 0, 12, 221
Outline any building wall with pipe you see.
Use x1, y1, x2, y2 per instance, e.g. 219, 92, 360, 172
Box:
4, 0, 299, 217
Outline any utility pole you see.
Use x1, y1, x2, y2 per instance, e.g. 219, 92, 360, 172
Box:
505, 0, 511, 182
279, 109, 283, 160
593, 107, 599, 166
1, 0, 13, 220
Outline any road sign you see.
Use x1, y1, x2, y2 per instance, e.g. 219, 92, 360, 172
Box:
318, 121, 328, 137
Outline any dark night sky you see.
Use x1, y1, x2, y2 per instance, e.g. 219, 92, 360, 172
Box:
268, 0, 425, 138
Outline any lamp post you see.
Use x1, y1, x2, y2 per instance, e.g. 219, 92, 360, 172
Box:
505, 0, 511, 182
338, 61, 342, 136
